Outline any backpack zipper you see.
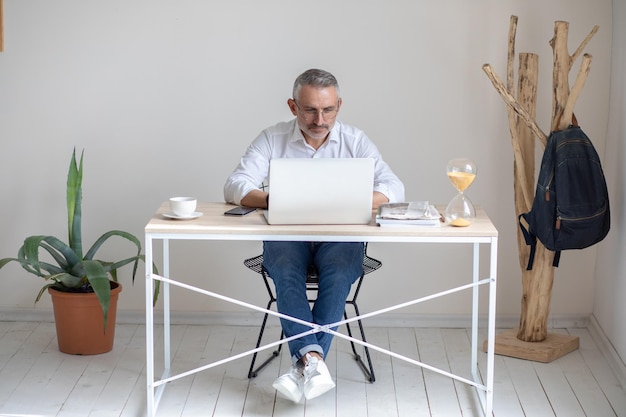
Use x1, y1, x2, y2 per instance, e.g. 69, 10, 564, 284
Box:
545, 171, 554, 202
556, 207, 607, 230
546, 138, 594, 203
556, 138, 590, 151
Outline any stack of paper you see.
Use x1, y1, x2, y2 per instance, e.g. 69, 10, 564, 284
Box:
376, 201, 442, 226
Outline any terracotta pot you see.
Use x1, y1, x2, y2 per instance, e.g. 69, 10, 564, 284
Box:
48, 282, 122, 355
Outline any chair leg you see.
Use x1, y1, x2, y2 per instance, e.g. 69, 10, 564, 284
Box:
248, 300, 283, 379
344, 305, 376, 383
247, 270, 376, 382
248, 309, 375, 381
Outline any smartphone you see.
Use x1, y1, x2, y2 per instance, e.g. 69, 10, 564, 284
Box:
224, 206, 256, 216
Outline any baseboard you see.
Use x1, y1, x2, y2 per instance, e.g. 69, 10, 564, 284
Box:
0, 307, 55, 323
588, 314, 626, 389
0, 307, 590, 330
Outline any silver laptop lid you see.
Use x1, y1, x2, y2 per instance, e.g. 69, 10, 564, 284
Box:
265, 158, 375, 225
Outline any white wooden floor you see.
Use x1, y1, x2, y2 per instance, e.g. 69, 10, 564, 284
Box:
0, 322, 625, 417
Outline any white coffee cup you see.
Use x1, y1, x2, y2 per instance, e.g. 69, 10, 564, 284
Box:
169, 197, 197, 217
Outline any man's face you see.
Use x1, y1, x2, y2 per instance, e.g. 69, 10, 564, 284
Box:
288, 85, 342, 143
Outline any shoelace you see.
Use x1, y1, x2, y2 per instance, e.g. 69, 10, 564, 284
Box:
303, 355, 320, 379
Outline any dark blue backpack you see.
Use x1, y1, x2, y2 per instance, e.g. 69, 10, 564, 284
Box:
519, 123, 610, 270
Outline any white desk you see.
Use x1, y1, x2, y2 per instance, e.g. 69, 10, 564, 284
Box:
145, 202, 498, 416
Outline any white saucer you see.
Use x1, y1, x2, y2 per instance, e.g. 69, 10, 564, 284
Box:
163, 211, 203, 220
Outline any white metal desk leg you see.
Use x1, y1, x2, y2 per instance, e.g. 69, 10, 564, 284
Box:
471, 242, 480, 377
486, 237, 498, 416
163, 239, 171, 375
146, 238, 172, 417
145, 235, 155, 417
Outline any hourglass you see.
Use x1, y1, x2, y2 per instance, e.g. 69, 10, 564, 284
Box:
445, 158, 477, 227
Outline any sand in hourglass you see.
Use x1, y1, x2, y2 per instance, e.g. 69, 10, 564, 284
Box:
447, 172, 476, 226
447, 171, 476, 192
450, 217, 472, 227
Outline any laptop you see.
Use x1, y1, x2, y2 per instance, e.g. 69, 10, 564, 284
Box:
264, 158, 375, 225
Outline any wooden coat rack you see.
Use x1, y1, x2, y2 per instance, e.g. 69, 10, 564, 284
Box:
482, 16, 598, 362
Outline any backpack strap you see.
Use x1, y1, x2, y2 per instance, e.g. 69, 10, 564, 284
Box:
518, 213, 536, 270
519, 213, 562, 269
555, 111, 579, 130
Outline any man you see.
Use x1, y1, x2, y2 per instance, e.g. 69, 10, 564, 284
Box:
224, 69, 404, 402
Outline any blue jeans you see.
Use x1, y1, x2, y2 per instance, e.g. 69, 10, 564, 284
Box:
262, 241, 365, 365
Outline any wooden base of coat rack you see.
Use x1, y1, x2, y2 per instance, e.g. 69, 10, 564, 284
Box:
484, 329, 579, 363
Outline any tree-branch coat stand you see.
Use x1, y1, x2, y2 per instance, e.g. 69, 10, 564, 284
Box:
482, 16, 598, 362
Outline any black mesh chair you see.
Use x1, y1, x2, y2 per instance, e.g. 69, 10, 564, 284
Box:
243, 245, 380, 382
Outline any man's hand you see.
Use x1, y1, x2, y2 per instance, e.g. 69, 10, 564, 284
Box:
241, 190, 270, 209
372, 191, 389, 209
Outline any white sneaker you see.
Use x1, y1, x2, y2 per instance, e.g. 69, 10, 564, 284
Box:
302, 353, 335, 400
272, 365, 304, 403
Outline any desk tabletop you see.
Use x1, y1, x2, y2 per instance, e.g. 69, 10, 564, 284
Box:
145, 202, 498, 241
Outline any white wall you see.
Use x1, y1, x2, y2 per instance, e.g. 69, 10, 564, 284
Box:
593, 0, 626, 366
0, 1, 614, 330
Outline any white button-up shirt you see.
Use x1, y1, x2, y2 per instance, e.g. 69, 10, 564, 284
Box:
224, 119, 405, 205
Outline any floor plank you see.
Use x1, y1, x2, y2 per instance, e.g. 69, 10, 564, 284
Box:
442, 328, 484, 416
502, 352, 557, 416
365, 327, 401, 417
417, 328, 463, 417
569, 327, 626, 417
57, 322, 137, 417
388, 327, 430, 417
335, 333, 368, 417
181, 326, 235, 417
0, 322, 59, 415
472, 328, 525, 417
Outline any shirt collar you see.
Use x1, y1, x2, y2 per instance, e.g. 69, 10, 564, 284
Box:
289, 119, 341, 145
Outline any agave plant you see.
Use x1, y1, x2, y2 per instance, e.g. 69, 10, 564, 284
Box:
0, 149, 146, 328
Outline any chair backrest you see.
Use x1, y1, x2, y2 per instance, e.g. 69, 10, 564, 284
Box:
243, 244, 382, 284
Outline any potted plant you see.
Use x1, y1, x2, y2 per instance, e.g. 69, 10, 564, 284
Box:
0, 149, 147, 354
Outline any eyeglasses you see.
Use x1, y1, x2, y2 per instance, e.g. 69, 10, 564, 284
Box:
293, 100, 339, 120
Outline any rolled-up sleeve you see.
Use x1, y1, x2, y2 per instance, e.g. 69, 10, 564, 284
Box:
373, 165, 405, 203
223, 134, 272, 205
354, 133, 405, 203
